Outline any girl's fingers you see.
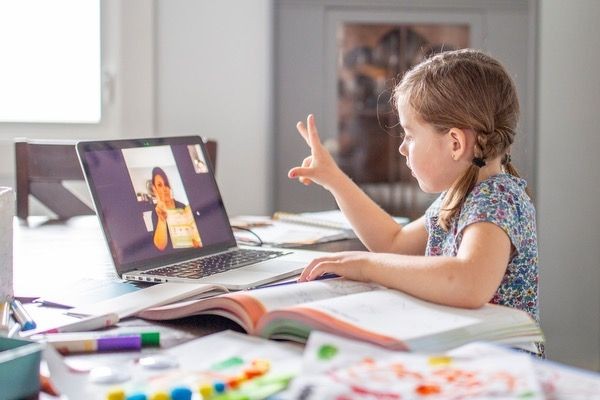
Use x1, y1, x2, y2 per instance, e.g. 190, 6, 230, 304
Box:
288, 167, 314, 179
306, 261, 340, 281
299, 256, 340, 281
299, 157, 313, 185
306, 114, 322, 148
296, 121, 310, 145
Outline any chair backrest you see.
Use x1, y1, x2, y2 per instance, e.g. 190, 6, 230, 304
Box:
15, 137, 218, 220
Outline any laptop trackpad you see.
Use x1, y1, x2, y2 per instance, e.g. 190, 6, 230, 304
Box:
204, 260, 304, 288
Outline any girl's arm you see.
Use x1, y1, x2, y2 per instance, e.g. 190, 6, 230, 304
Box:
289, 114, 427, 255
299, 221, 511, 309
153, 202, 169, 251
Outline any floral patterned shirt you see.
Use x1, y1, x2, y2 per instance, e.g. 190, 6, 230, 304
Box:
425, 173, 539, 324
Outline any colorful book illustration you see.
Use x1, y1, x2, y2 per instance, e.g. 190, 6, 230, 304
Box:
283, 332, 543, 399
137, 279, 543, 353
281, 332, 600, 400
44, 330, 303, 400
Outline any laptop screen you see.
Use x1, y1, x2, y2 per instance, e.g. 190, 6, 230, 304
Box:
77, 136, 237, 275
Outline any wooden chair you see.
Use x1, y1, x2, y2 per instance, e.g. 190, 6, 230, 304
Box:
15, 137, 218, 220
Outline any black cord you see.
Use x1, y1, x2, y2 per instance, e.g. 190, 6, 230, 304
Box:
231, 225, 264, 246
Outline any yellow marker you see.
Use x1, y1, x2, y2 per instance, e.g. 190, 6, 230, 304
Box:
428, 355, 453, 366
150, 391, 170, 400
198, 382, 213, 399
106, 388, 126, 400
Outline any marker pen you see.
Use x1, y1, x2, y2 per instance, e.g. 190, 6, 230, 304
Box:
10, 299, 37, 331
32, 331, 160, 348
46, 335, 142, 354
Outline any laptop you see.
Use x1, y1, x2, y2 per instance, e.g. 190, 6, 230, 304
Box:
76, 136, 327, 290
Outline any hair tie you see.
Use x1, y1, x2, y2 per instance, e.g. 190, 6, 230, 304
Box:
472, 157, 486, 168
502, 154, 512, 165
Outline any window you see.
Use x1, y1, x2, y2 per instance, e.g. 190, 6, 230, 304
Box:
0, 0, 101, 123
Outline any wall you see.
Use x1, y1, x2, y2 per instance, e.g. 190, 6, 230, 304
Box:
537, 0, 600, 371
155, 0, 272, 216
273, 0, 537, 214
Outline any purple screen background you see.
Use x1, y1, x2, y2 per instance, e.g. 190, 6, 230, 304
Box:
84, 144, 235, 271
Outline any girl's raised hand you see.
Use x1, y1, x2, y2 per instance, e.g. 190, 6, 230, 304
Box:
288, 114, 343, 190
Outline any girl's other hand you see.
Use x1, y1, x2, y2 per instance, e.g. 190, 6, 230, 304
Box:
288, 114, 343, 190
298, 251, 372, 283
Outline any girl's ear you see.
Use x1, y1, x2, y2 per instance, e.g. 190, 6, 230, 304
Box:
447, 128, 470, 161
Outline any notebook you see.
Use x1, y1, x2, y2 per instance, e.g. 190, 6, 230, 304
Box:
76, 136, 327, 290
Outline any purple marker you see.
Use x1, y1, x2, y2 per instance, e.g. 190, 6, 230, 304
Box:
48, 335, 142, 354
97, 335, 142, 352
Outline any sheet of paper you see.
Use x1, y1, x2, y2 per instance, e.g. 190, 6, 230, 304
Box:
46, 330, 303, 400
68, 282, 226, 318
233, 219, 349, 247
298, 209, 409, 229
281, 332, 544, 399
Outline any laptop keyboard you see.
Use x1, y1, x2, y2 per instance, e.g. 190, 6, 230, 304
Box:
141, 248, 288, 279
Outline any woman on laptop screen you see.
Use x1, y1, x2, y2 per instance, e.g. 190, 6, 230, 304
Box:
151, 167, 202, 251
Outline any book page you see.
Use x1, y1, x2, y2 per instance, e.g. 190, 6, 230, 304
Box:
267, 289, 540, 351
137, 279, 380, 334
67, 282, 226, 318
238, 279, 381, 314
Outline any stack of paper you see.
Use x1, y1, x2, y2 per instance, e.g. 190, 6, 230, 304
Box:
232, 209, 409, 247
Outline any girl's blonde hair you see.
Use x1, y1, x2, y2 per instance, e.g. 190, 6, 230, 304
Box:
394, 49, 522, 230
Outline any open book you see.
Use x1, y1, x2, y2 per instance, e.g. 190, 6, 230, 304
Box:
138, 279, 544, 353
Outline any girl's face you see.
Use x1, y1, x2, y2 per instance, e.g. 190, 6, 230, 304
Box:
153, 175, 172, 202
397, 101, 465, 193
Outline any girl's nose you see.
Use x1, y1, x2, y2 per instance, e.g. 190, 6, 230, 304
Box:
399, 141, 407, 157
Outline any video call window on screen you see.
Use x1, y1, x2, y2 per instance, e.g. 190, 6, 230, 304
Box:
122, 145, 210, 251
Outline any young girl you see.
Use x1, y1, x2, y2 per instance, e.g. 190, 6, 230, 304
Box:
289, 49, 541, 354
